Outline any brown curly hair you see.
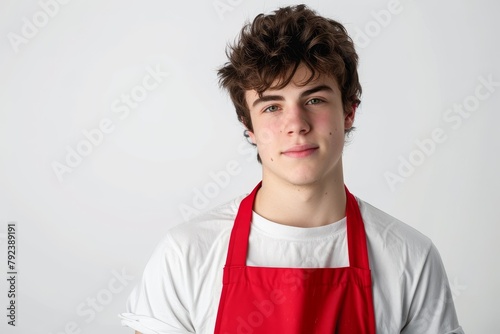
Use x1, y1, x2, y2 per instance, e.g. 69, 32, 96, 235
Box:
218, 4, 361, 161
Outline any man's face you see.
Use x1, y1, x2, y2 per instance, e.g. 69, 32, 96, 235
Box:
245, 64, 355, 187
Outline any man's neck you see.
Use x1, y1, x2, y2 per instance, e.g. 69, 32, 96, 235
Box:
253, 173, 347, 228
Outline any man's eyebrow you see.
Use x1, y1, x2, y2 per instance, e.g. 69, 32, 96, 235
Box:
251, 94, 285, 107
251, 84, 334, 107
300, 84, 334, 97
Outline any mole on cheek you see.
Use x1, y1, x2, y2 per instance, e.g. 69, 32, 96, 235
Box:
271, 158, 274, 162
329, 132, 332, 135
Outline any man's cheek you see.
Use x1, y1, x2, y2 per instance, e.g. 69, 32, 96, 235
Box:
256, 128, 275, 146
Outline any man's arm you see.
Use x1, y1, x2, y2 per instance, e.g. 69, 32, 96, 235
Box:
120, 234, 196, 333
402, 243, 464, 333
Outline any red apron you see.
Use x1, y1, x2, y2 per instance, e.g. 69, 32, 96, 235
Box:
214, 182, 376, 334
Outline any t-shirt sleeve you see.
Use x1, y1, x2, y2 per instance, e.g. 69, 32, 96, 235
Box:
401, 242, 464, 334
119, 234, 195, 334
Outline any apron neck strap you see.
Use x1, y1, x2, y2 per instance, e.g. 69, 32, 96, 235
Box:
224, 182, 370, 270
345, 185, 370, 269
224, 182, 260, 267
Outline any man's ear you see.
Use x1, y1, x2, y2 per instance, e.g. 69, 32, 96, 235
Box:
344, 104, 357, 130
244, 129, 256, 145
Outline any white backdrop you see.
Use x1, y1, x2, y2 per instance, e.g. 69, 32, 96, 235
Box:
1, 0, 498, 333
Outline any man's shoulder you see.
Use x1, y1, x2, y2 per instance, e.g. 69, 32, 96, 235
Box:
162, 193, 246, 252
356, 197, 433, 256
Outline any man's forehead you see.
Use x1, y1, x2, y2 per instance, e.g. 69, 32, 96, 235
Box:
245, 72, 338, 100
273, 65, 335, 89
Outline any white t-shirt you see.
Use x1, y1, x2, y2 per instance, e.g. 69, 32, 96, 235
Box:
120, 194, 464, 334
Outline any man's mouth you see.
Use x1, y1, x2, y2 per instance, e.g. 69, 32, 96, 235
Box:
282, 144, 319, 158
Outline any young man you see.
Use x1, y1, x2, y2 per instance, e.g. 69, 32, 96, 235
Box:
121, 5, 464, 333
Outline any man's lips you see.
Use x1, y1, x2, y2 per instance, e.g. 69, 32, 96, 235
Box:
282, 144, 319, 158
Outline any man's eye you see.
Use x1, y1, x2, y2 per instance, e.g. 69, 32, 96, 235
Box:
264, 105, 279, 113
306, 98, 323, 105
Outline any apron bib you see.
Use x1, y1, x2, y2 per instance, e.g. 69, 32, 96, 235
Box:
214, 182, 376, 333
